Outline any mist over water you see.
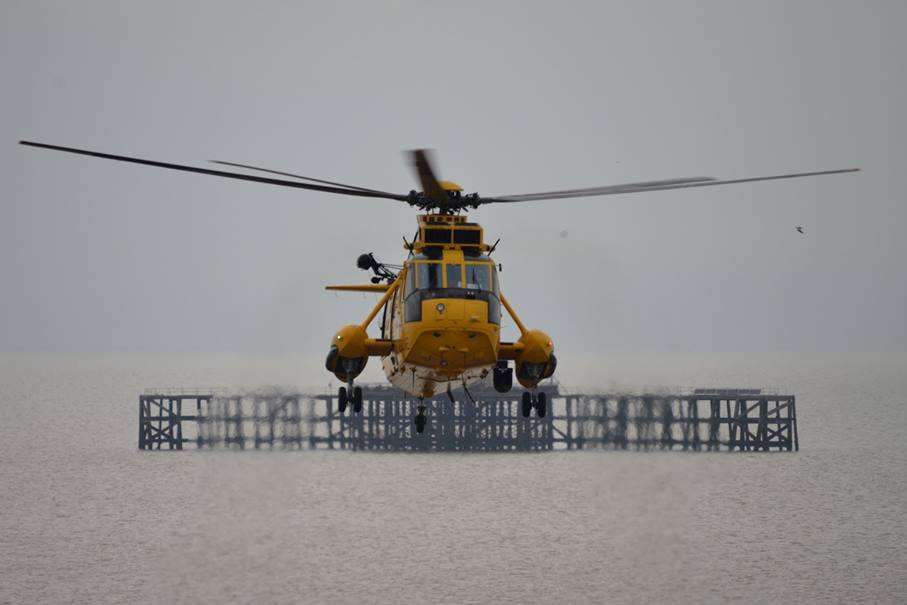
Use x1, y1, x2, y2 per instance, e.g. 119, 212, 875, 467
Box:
1, 352, 905, 604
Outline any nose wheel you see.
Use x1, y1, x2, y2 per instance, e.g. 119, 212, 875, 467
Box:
521, 390, 547, 418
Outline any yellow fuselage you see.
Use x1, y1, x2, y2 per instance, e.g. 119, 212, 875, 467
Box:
328, 213, 555, 399
382, 246, 501, 397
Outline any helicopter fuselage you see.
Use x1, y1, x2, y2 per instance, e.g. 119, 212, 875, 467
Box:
326, 213, 556, 399
382, 245, 502, 397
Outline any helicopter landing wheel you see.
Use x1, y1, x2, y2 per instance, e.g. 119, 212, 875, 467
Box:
414, 403, 427, 434
521, 391, 533, 418
352, 386, 363, 414
535, 391, 547, 418
338, 387, 348, 413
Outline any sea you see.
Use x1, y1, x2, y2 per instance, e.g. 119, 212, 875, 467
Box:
1, 352, 905, 604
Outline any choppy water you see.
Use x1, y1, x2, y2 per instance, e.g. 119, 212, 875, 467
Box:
1, 352, 905, 604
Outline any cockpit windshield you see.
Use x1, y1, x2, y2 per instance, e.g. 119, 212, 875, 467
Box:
405, 259, 498, 295
446, 263, 462, 288
403, 258, 501, 324
465, 263, 491, 291
417, 262, 442, 290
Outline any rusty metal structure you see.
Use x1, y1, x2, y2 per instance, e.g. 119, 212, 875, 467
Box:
138, 385, 798, 452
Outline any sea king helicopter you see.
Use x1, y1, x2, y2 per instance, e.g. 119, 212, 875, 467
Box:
19, 140, 858, 433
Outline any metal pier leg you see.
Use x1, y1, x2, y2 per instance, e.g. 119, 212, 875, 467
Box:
758, 398, 769, 451
566, 398, 576, 450
138, 397, 146, 450
660, 398, 674, 450
791, 396, 799, 451
708, 398, 720, 451
176, 398, 183, 450
690, 398, 700, 451
617, 397, 629, 450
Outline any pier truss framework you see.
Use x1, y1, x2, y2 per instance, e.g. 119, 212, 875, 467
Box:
138, 385, 798, 452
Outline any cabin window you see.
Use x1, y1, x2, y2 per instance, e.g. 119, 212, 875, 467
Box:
405, 266, 415, 295
416, 262, 442, 290
491, 265, 500, 295
465, 263, 491, 291
446, 263, 462, 288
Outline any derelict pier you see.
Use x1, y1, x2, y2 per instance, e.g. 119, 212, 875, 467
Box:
138, 384, 798, 452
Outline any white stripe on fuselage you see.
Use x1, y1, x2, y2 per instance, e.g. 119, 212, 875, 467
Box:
382, 356, 492, 398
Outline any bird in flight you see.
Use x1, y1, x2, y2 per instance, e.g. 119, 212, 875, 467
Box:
795, 225, 805, 234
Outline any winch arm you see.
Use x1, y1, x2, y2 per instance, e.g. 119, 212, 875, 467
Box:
325, 284, 390, 293
360, 276, 402, 331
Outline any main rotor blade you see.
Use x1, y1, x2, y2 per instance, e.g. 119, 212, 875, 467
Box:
485, 168, 860, 203
489, 176, 717, 202
409, 149, 449, 204
210, 160, 396, 195
19, 141, 410, 202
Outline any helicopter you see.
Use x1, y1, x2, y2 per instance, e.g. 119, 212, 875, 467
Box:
19, 140, 858, 433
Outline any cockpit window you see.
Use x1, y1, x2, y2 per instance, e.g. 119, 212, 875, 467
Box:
403, 260, 500, 324
446, 263, 462, 288
416, 262, 442, 290
465, 263, 491, 291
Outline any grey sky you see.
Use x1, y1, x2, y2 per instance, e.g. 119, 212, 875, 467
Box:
1, 1, 904, 353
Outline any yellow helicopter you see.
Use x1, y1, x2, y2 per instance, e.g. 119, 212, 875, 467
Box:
19, 141, 858, 433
